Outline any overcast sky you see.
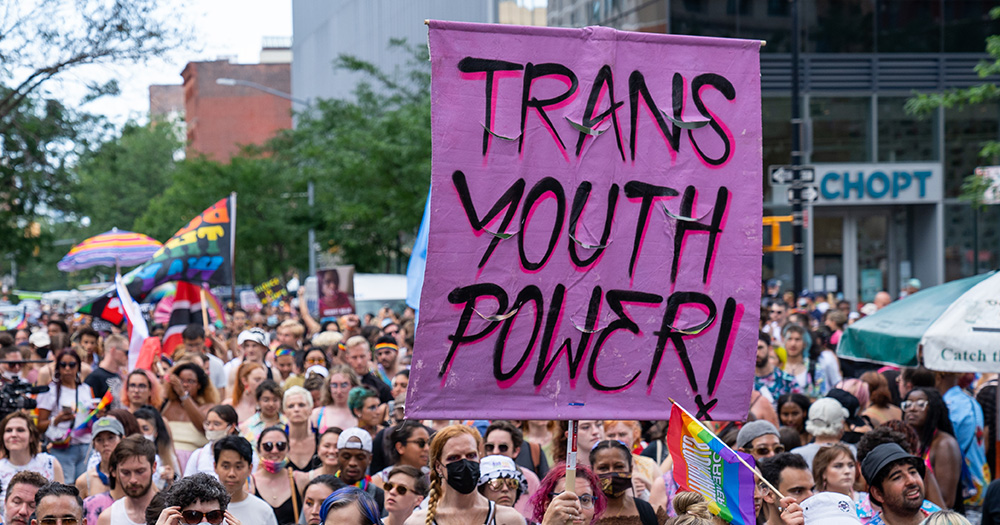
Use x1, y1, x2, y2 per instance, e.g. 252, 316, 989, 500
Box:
54, 0, 294, 126
53, 0, 547, 126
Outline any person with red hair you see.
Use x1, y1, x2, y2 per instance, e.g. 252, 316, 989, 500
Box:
404, 424, 525, 525
528, 462, 606, 525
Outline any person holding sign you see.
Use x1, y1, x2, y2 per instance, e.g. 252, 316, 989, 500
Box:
528, 463, 606, 525
404, 424, 525, 525
588, 440, 666, 525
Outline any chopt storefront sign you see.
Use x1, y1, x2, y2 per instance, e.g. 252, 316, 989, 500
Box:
407, 21, 763, 421
815, 163, 943, 205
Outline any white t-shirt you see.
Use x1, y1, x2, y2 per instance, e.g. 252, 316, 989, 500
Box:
207, 353, 228, 391
228, 494, 279, 525
36, 383, 96, 445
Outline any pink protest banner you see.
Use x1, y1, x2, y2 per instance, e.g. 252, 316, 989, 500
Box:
408, 21, 762, 421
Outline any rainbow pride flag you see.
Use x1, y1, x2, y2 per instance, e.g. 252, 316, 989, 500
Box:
50, 390, 114, 448
667, 404, 756, 525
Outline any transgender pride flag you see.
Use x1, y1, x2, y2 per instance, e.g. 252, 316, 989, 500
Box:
667, 403, 756, 525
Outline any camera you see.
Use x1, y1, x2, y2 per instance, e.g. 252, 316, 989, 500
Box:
0, 376, 49, 420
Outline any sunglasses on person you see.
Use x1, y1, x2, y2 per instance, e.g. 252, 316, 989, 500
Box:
58, 361, 78, 369
549, 492, 595, 509
262, 441, 288, 452
750, 444, 785, 456
901, 399, 929, 411
384, 481, 415, 496
181, 510, 225, 525
39, 518, 80, 525
406, 439, 429, 448
485, 478, 519, 491
483, 443, 510, 454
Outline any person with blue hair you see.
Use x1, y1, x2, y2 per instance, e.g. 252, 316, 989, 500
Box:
319, 486, 382, 525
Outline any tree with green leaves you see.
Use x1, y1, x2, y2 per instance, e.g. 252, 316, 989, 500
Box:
267, 41, 430, 273
135, 154, 310, 285
0, 0, 189, 275
73, 121, 182, 235
906, 7, 1000, 207
0, 0, 188, 133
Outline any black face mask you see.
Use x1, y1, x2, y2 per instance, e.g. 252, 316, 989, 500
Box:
444, 459, 480, 494
598, 472, 633, 498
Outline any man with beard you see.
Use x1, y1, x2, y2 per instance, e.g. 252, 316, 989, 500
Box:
754, 331, 798, 404
4, 471, 47, 525
213, 436, 276, 525
97, 436, 157, 525
862, 443, 933, 525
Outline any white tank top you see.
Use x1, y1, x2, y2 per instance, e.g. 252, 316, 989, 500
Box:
109, 498, 145, 525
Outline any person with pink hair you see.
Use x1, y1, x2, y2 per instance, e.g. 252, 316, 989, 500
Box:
528, 463, 607, 525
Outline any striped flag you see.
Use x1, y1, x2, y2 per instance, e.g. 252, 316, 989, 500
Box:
667, 403, 756, 525
116, 273, 150, 371
161, 281, 203, 357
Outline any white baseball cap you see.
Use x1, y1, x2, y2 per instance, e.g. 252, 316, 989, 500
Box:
306, 365, 329, 378
29, 331, 50, 348
478, 455, 527, 493
337, 427, 373, 453
237, 328, 269, 348
801, 492, 860, 525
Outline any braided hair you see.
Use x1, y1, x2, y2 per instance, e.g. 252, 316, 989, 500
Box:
425, 424, 483, 525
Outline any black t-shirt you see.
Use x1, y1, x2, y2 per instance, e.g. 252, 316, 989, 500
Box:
84, 366, 120, 400
361, 372, 393, 403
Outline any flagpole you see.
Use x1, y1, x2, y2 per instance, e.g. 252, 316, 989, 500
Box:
200, 288, 210, 331
565, 420, 578, 490
229, 192, 237, 314
669, 398, 786, 500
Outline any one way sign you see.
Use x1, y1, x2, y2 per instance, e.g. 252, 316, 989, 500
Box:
787, 185, 820, 203
769, 165, 816, 185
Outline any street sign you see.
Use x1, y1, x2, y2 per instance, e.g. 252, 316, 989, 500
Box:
769, 165, 816, 184
787, 185, 819, 203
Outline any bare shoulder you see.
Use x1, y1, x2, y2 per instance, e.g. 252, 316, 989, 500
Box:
404, 509, 427, 525
495, 505, 526, 525
97, 503, 113, 525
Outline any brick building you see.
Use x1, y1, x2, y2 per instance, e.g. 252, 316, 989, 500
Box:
181, 59, 292, 161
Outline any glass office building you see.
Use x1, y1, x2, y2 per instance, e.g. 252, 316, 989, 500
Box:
549, 0, 1000, 305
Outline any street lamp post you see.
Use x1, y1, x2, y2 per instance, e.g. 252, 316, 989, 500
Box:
215, 77, 316, 278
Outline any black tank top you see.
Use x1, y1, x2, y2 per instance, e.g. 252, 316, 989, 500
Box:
252, 475, 298, 525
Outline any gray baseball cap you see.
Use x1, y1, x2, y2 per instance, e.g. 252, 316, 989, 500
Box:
92, 417, 124, 438
736, 420, 779, 450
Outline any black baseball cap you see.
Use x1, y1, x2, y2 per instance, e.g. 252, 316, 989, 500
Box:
861, 443, 925, 486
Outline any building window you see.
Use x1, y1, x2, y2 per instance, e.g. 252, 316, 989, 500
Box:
727, 0, 751, 16
762, 97, 792, 203
877, 96, 935, 162
682, 0, 702, 13
810, 97, 872, 163
767, 0, 789, 16
944, 102, 999, 198
944, 204, 1000, 281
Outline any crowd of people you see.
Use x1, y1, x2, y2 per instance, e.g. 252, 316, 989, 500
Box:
0, 282, 994, 525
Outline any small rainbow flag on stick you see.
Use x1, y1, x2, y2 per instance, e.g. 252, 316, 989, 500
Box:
73, 390, 114, 435
50, 390, 114, 448
667, 402, 757, 525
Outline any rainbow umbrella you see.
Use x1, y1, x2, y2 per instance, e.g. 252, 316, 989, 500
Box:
57, 228, 163, 273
